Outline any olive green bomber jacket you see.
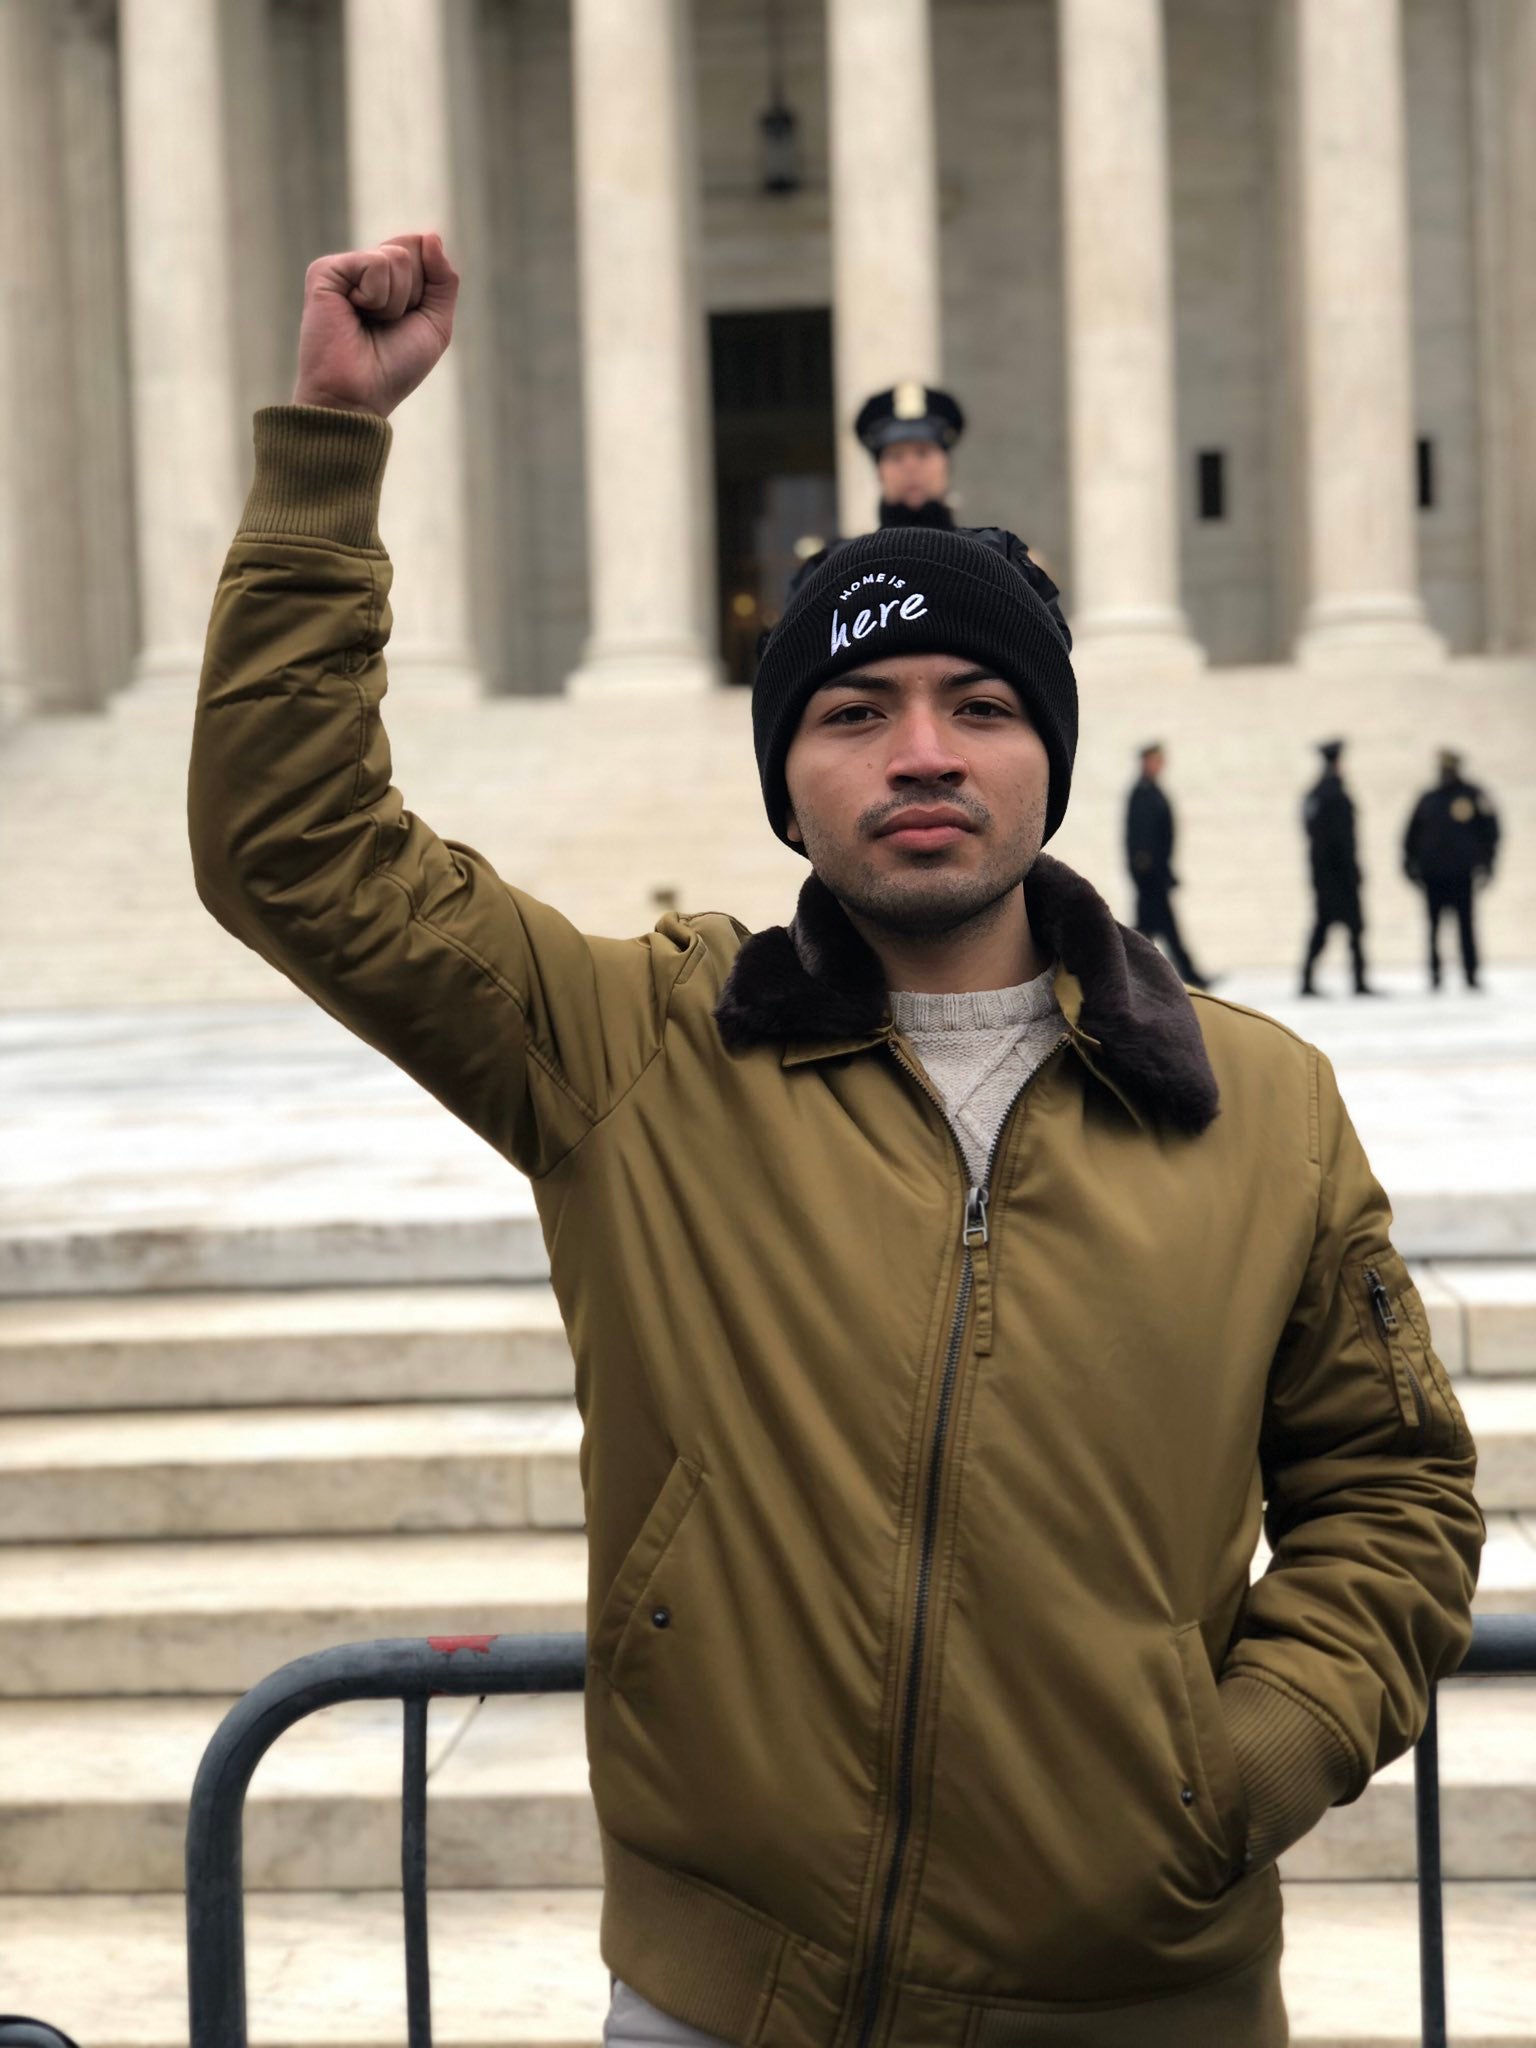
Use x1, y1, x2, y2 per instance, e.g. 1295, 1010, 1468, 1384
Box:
189, 406, 1483, 2048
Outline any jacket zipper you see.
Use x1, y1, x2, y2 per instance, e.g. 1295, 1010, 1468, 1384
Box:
1365, 1264, 1428, 1428
851, 1037, 1062, 2048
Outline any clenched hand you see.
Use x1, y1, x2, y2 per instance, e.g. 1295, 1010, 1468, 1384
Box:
291, 231, 458, 419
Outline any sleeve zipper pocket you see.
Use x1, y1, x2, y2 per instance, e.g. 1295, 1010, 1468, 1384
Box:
1364, 1264, 1429, 1430
1365, 1267, 1398, 1337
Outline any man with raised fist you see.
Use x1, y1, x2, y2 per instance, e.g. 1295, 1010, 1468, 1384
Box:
190, 236, 1480, 2048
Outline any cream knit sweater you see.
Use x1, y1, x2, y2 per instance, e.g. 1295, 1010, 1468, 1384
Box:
889, 966, 1065, 1184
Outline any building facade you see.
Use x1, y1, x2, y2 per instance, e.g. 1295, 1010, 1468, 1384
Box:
3, 0, 1534, 715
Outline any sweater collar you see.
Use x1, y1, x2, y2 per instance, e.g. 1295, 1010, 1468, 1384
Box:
713, 854, 1220, 1134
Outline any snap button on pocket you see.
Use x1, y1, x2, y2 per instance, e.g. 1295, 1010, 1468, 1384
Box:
651, 1606, 671, 1629
1180, 1784, 1196, 1807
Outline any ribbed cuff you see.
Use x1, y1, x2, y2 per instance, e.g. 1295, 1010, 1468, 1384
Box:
1220, 1671, 1359, 1871
238, 404, 393, 551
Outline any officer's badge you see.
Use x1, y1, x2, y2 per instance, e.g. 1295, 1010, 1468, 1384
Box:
893, 380, 926, 420
1450, 797, 1476, 822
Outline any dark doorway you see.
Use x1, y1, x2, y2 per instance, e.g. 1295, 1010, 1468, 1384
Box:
710, 308, 837, 684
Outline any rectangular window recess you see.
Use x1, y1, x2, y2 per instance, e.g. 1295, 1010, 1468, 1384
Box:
1417, 437, 1436, 511
1197, 449, 1226, 522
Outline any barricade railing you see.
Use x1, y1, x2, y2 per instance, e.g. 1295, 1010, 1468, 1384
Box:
176, 1615, 1533, 2048
185, 1632, 585, 2048
1412, 1613, 1533, 2048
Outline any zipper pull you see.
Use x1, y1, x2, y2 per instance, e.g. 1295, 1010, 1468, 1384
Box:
1365, 1266, 1399, 1337
964, 1186, 993, 1355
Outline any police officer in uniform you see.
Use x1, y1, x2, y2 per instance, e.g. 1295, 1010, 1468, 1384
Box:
1403, 749, 1501, 991
786, 382, 967, 598
1125, 742, 1211, 989
1301, 739, 1377, 997
855, 380, 966, 529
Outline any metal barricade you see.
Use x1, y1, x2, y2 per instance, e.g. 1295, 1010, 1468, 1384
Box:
185, 1632, 585, 2048
181, 1616, 1535, 2048
1413, 1613, 1534, 2048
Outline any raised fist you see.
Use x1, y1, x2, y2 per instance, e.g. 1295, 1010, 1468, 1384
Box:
292, 232, 458, 419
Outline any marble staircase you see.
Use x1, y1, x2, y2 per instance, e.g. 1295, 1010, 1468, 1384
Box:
0, 1254, 1533, 2042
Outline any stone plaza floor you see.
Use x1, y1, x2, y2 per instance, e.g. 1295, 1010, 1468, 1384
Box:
3, 965, 1534, 1281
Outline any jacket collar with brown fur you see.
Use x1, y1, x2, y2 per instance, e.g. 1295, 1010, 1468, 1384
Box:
714, 854, 1220, 1134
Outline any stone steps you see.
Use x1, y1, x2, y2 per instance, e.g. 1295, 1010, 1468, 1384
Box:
0, 1692, 596, 1893
0, 1378, 1530, 1543
0, 1211, 549, 1299
0, 1284, 574, 1411
7, 1207, 1536, 1299
0, 1528, 589, 1696
0, 1399, 585, 1541
0, 1680, 1532, 1897
0, 1258, 1529, 1412
0, 1884, 1531, 2047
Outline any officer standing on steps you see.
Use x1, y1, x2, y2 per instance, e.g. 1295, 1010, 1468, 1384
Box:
1301, 739, 1378, 997
1124, 742, 1211, 990
1403, 749, 1501, 991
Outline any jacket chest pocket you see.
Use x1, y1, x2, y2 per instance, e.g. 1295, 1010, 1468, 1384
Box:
589, 1454, 707, 1694
1347, 1251, 1472, 1456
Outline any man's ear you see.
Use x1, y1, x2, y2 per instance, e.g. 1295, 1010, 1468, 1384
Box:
785, 808, 803, 847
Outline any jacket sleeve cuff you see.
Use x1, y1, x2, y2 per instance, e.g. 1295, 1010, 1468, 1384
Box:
1219, 1671, 1359, 1872
237, 404, 393, 552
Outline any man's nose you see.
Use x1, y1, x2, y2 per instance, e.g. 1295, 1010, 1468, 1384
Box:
887, 708, 967, 785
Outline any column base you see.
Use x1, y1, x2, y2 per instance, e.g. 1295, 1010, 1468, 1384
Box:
128, 644, 210, 696
1069, 608, 1207, 681
0, 674, 35, 731
383, 645, 483, 707
1294, 599, 1447, 675
567, 645, 721, 697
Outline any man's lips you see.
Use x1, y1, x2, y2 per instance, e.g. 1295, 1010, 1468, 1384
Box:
874, 809, 976, 850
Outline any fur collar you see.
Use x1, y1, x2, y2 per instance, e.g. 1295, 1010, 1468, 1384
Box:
714, 856, 1219, 1134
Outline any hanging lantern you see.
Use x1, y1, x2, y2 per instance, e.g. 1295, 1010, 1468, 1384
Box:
759, 0, 801, 195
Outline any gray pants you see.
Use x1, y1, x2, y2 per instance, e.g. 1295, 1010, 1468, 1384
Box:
604, 1976, 736, 2048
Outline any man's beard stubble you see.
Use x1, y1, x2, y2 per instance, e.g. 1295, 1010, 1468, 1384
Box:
796, 786, 1047, 942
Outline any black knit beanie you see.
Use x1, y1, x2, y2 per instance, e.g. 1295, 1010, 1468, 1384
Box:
753, 526, 1077, 852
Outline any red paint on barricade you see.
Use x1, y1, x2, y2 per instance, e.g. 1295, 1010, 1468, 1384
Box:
427, 1634, 497, 1655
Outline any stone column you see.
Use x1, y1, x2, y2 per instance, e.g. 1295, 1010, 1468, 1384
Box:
826, 0, 942, 537
0, 1, 92, 711
223, 0, 290, 428
1471, 0, 1536, 654
567, 0, 717, 695
1058, 0, 1203, 674
1290, 0, 1443, 670
118, 0, 243, 689
344, 0, 480, 695
58, 0, 140, 705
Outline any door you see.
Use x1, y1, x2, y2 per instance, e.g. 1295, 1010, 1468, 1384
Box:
710, 308, 837, 685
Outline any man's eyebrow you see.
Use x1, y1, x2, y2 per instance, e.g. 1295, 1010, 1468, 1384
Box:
812, 665, 1001, 697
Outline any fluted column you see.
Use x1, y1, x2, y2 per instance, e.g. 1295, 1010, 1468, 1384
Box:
119, 0, 243, 689
344, 0, 479, 696
826, 0, 942, 537
1059, 0, 1202, 674
0, 0, 93, 710
58, 0, 140, 704
567, 0, 717, 695
1290, 0, 1443, 670
1472, 0, 1536, 654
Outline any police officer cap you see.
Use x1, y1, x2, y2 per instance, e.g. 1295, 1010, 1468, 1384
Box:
856, 381, 966, 455
1318, 738, 1344, 764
